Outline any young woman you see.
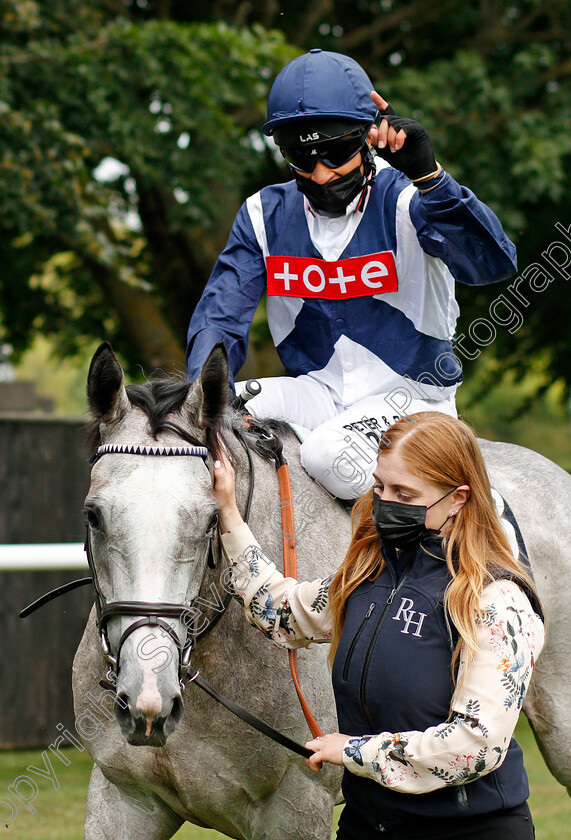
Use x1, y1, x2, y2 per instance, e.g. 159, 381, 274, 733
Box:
213, 412, 544, 840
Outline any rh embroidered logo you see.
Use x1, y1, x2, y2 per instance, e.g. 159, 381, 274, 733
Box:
266, 252, 398, 300
392, 597, 427, 637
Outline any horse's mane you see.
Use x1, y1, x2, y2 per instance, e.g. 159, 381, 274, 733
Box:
87, 376, 296, 463
87, 378, 222, 458
252, 418, 292, 437
127, 379, 195, 432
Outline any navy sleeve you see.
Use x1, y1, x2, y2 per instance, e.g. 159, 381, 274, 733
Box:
186, 202, 266, 384
408, 172, 517, 286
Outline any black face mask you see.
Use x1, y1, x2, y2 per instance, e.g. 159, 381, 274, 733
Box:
293, 145, 375, 215
371, 488, 457, 550
294, 165, 365, 214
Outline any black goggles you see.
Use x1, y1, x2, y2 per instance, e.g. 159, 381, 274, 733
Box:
281, 128, 369, 174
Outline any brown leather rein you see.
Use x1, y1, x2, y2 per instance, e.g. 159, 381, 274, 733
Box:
276, 460, 323, 738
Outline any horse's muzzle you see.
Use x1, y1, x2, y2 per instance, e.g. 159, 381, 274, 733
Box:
115, 692, 184, 746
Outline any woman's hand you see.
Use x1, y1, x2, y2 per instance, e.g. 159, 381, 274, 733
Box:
212, 451, 244, 533
304, 733, 348, 773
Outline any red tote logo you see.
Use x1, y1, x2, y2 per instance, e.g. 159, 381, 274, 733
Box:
266, 252, 398, 300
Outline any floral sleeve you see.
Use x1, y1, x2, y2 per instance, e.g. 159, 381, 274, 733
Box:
221, 522, 333, 648
342, 579, 544, 793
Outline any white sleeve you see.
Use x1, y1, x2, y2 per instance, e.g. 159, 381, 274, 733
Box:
342, 579, 544, 793
221, 522, 333, 648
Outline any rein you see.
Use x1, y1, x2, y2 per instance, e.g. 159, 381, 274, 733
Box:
247, 420, 323, 739
279, 463, 323, 738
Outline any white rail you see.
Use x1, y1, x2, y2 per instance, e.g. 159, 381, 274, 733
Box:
0, 543, 88, 570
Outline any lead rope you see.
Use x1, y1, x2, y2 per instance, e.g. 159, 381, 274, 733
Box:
276, 462, 323, 739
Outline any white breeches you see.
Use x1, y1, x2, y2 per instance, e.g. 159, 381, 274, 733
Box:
235, 375, 457, 499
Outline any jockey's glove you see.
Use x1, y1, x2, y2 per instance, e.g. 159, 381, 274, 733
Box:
375, 103, 438, 182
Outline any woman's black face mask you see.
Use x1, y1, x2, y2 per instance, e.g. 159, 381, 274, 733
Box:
371, 488, 457, 549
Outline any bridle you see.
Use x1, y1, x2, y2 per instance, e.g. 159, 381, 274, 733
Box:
20, 423, 318, 759
85, 439, 251, 692
20, 437, 244, 688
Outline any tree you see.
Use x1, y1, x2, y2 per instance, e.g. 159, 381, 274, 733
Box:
166, 0, 571, 396
0, 0, 295, 372
0, 0, 570, 395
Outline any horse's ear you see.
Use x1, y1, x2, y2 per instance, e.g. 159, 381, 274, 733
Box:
193, 343, 229, 429
87, 342, 130, 422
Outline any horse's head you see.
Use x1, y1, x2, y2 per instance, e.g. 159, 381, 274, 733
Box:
85, 341, 228, 746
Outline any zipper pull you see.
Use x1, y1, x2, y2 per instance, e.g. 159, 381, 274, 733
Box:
365, 602, 375, 619
386, 588, 397, 605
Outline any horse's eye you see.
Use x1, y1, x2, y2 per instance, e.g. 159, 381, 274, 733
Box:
84, 508, 101, 530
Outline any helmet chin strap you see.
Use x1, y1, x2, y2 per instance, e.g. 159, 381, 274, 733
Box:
363, 142, 376, 182
357, 143, 376, 208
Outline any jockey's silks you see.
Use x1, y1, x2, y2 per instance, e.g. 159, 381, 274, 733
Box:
186, 158, 517, 407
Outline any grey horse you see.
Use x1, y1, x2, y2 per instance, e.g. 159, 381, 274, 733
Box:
73, 342, 571, 840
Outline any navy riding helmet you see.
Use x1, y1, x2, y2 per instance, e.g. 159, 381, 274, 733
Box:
263, 49, 378, 149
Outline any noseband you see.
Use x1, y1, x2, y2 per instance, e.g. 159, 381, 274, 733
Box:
87, 442, 221, 690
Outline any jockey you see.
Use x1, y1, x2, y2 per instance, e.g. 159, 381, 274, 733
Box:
186, 49, 517, 499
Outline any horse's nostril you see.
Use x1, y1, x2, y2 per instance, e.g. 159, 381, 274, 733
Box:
165, 694, 184, 737
172, 694, 184, 723
115, 692, 133, 729
116, 690, 130, 709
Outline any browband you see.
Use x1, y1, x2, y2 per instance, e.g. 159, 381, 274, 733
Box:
89, 443, 208, 465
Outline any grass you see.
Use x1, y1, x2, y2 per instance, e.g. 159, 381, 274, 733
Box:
0, 717, 568, 839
